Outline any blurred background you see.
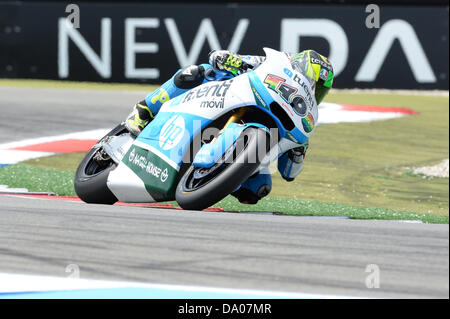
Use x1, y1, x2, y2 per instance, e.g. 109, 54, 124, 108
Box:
0, 0, 448, 89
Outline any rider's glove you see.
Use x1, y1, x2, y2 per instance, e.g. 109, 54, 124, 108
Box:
278, 144, 308, 182
209, 50, 249, 76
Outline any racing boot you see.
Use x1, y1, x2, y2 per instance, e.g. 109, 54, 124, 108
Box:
125, 101, 154, 136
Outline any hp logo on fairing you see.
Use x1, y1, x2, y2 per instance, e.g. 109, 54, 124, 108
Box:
159, 114, 185, 151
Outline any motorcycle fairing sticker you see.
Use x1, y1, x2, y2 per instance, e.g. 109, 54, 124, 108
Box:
168, 80, 233, 109
122, 144, 179, 201
123, 112, 211, 199
136, 112, 211, 166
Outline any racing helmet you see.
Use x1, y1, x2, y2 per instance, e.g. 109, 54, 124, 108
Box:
289, 50, 334, 105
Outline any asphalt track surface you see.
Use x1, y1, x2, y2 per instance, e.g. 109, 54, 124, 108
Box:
0, 87, 449, 298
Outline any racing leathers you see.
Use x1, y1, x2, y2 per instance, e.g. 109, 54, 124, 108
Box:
125, 50, 309, 204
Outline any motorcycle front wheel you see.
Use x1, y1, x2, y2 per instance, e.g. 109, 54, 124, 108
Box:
74, 124, 129, 205
175, 127, 270, 210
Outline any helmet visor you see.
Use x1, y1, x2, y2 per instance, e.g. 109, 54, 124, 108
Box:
290, 51, 334, 105
290, 53, 316, 86
315, 85, 330, 105
315, 68, 334, 105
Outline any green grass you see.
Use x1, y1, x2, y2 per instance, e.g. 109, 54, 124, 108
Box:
0, 164, 76, 196
213, 197, 448, 224
0, 79, 448, 222
21, 153, 87, 171
269, 92, 449, 217
0, 161, 446, 223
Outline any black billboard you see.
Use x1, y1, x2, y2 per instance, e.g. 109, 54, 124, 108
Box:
0, 2, 448, 89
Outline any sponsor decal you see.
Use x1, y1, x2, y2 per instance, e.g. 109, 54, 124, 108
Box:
200, 98, 225, 109
150, 88, 170, 105
283, 67, 293, 78
182, 80, 233, 103
264, 74, 297, 103
291, 96, 308, 117
292, 74, 314, 107
248, 78, 269, 110
301, 113, 315, 133
128, 146, 167, 181
159, 114, 185, 151
319, 69, 329, 81
311, 57, 332, 70
285, 131, 298, 143
124, 145, 179, 200
160, 168, 169, 182
264, 73, 315, 111
128, 147, 136, 162
251, 87, 268, 109
264, 74, 285, 91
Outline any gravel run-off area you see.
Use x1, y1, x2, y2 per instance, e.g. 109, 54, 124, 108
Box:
412, 159, 449, 178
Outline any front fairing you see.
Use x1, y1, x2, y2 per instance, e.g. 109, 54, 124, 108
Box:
253, 48, 319, 142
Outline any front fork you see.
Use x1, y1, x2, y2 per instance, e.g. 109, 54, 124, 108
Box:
193, 107, 270, 169
223, 107, 247, 128
211, 107, 247, 144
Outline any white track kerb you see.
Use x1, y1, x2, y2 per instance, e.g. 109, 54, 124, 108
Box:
0, 273, 361, 299
0, 129, 109, 167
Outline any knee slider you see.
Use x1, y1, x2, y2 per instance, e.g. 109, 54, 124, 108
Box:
256, 184, 271, 198
231, 183, 271, 205
173, 65, 205, 89
232, 173, 272, 204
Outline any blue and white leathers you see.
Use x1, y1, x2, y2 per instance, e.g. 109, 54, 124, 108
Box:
143, 64, 217, 116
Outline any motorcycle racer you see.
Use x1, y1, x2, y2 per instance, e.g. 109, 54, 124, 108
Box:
125, 49, 334, 204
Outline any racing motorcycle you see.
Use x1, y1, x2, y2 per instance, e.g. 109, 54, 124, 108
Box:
74, 48, 317, 210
